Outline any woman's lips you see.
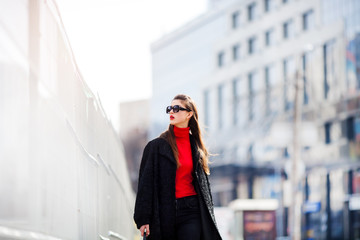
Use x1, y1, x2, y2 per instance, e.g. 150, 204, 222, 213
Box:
170, 115, 174, 120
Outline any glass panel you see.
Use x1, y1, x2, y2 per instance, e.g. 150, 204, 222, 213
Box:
330, 170, 345, 238
248, 2, 257, 21
218, 84, 224, 128
218, 51, 225, 67
233, 44, 240, 61
283, 57, 295, 111
232, 78, 240, 125
303, 9, 315, 31
232, 11, 240, 29
265, 29, 275, 46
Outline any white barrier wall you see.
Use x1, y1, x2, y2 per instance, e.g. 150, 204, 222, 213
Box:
0, 1, 136, 239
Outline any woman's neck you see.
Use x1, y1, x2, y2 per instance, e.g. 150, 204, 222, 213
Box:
173, 125, 190, 138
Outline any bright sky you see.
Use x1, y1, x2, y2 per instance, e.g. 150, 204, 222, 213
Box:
57, 0, 208, 131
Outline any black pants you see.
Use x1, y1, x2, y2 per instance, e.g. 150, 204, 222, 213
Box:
175, 195, 202, 240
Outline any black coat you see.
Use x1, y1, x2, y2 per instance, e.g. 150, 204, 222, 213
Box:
134, 135, 222, 240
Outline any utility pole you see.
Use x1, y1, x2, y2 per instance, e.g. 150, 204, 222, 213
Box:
288, 68, 303, 240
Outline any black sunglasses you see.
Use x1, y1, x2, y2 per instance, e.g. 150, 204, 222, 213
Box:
166, 105, 191, 114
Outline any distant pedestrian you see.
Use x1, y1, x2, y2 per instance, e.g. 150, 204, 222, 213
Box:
134, 94, 222, 240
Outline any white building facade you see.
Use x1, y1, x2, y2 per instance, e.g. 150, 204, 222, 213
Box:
151, 0, 360, 239
149, 5, 234, 138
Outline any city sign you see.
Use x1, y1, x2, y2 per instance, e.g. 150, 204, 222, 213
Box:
303, 201, 321, 213
349, 195, 360, 210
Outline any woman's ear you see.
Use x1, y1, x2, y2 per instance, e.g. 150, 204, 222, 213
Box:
187, 111, 193, 119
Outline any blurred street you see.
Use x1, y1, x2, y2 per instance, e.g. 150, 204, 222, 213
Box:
1, 0, 360, 240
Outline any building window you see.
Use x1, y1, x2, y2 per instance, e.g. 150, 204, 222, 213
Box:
232, 44, 240, 61
265, 29, 274, 47
266, 64, 279, 115
218, 51, 225, 67
264, 0, 273, 12
248, 36, 257, 55
218, 84, 224, 128
248, 73, 254, 121
303, 10, 314, 31
248, 2, 257, 22
325, 122, 332, 144
283, 57, 295, 111
265, 67, 270, 115
232, 11, 240, 29
283, 19, 294, 39
248, 72, 261, 121
341, 117, 355, 141
282, 0, 289, 3
329, 170, 346, 239
232, 78, 240, 125
265, 65, 277, 115
302, 53, 309, 105
265, 66, 271, 115
204, 90, 210, 127
323, 40, 336, 99
347, 117, 355, 141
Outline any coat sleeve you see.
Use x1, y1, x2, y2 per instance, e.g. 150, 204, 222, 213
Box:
133, 142, 155, 229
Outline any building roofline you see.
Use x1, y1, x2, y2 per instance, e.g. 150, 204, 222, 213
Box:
150, 3, 230, 53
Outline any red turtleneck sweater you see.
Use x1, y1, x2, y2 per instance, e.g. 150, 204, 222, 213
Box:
174, 126, 197, 199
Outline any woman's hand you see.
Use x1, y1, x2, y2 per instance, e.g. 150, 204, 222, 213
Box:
140, 224, 150, 237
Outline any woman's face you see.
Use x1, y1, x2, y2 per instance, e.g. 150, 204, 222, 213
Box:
168, 99, 193, 128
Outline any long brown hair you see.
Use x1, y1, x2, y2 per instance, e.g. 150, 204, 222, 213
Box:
160, 94, 210, 175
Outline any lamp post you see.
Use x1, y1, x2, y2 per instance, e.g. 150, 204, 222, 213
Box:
289, 44, 317, 240
288, 68, 303, 240
268, 44, 317, 240
289, 43, 317, 239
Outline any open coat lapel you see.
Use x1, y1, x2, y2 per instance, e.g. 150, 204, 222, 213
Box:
158, 138, 177, 165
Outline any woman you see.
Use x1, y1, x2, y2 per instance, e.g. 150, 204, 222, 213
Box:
134, 94, 222, 240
